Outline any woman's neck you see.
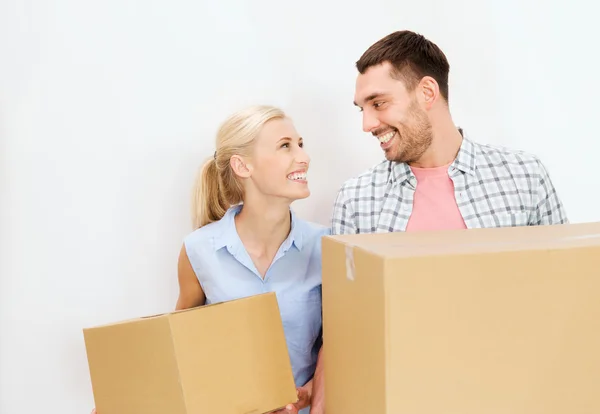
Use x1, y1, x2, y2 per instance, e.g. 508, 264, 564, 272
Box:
234, 199, 292, 255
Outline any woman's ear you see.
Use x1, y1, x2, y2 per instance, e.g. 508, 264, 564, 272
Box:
230, 155, 252, 179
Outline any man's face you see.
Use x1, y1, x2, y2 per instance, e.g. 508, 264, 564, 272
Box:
354, 62, 433, 163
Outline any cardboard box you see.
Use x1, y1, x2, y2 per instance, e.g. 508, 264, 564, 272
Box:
322, 222, 600, 414
83, 292, 297, 414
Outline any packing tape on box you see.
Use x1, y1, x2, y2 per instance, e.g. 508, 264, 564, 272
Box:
345, 245, 355, 281
564, 233, 600, 240
382, 233, 600, 250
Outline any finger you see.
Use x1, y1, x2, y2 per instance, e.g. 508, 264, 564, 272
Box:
285, 403, 298, 413
296, 391, 309, 406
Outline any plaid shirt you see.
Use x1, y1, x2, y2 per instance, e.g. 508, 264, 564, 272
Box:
331, 130, 568, 235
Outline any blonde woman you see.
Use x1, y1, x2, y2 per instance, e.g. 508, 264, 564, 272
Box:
91, 105, 327, 414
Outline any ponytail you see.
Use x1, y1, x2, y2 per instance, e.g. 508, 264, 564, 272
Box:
190, 104, 287, 229
191, 157, 229, 229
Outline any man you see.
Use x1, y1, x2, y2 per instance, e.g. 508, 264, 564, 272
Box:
308, 29, 568, 413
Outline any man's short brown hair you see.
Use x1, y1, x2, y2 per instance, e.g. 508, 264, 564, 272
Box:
356, 30, 450, 102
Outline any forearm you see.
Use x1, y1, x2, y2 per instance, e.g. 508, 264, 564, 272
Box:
310, 346, 324, 413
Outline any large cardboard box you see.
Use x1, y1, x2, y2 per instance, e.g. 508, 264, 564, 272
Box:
322, 222, 600, 414
83, 292, 297, 414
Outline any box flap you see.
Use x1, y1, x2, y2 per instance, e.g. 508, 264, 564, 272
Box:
382, 234, 600, 413
170, 292, 298, 414
326, 222, 600, 259
83, 316, 186, 414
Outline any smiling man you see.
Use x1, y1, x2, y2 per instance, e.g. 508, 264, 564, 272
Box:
308, 29, 568, 414
332, 30, 567, 234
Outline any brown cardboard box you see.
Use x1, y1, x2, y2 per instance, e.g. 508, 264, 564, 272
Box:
322, 222, 600, 414
83, 292, 297, 414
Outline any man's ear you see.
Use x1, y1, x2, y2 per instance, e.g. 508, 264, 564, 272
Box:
418, 76, 440, 110
230, 155, 252, 179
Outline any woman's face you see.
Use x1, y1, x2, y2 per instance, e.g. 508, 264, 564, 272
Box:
241, 117, 311, 203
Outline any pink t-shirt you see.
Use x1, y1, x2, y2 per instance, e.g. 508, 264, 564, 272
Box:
405, 163, 467, 232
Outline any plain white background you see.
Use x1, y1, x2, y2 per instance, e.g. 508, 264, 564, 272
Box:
1, 0, 598, 412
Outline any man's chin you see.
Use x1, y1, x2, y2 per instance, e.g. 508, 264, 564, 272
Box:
383, 147, 403, 162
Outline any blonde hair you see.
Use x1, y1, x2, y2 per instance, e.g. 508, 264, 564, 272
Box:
191, 105, 286, 229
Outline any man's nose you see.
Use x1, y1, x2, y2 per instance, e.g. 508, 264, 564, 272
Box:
362, 111, 380, 133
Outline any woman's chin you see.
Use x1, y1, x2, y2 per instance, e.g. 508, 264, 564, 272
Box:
287, 188, 311, 202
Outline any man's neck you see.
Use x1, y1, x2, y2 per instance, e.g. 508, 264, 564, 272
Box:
410, 119, 463, 168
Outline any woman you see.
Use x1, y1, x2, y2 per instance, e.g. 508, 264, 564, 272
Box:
91, 105, 327, 414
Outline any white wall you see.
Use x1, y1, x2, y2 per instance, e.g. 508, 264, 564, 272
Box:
1, 1, 597, 412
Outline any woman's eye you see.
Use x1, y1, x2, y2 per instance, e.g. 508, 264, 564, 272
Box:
281, 143, 289, 148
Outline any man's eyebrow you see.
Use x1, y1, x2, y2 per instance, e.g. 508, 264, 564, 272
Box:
353, 93, 385, 107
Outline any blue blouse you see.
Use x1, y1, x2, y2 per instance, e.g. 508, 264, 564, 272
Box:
184, 204, 329, 393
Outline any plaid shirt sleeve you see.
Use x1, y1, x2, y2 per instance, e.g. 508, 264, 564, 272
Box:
331, 183, 358, 235
533, 159, 568, 225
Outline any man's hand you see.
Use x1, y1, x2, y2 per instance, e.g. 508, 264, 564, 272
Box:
271, 379, 312, 413
309, 346, 324, 414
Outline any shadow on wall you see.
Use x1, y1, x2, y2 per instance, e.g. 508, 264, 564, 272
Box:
284, 80, 383, 227
283, 87, 341, 226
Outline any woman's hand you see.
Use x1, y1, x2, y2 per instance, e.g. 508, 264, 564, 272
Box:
89, 380, 314, 414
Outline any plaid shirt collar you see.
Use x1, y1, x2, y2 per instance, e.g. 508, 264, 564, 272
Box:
390, 128, 477, 184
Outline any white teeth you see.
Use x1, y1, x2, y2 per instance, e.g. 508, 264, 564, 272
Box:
287, 172, 307, 181
378, 130, 396, 144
